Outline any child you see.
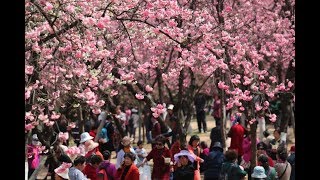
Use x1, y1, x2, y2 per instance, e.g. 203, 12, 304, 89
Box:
199, 141, 209, 173
135, 140, 151, 180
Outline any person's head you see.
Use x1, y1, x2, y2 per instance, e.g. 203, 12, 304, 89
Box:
54, 162, 72, 180
121, 136, 133, 147
225, 149, 238, 162
188, 135, 200, 147
276, 149, 288, 162
174, 150, 195, 166
123, 152, 136, 166
257, 154, 269, 169
155, 135, 166, 149
73, 156, 86, 171
257, 142, 268, 156
273, 128, 281, 140
167, 104, 174, 114
200, 141, 208, 150
79, 132, 94, 144
137, 140, 143, 148
289, 145, 295, 154
235, 115, 241, 123
263, 130, 270, 138
90, 154, 103, 168
102, 150, 111, 160
251, 165, 267, 179
212, 142, 223, 152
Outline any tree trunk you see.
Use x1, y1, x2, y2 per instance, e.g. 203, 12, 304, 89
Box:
221, 74, 227, 150
79, 105, 84, 134
138, 102, 142, 141
250, 121, 258, 172
279, 93, 293, 143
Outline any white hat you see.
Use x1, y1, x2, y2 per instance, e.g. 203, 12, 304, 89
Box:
79, 132, 94, 143
167, 104, 174, 110
131, 108, 138, 113
251, 166, 267, 178
174, 150, 195, 163
54, 162, 71, 179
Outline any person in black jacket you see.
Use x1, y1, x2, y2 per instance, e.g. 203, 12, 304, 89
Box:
203, 142, 225, 180
209, 120, 223, 151
173, 150, 196, 180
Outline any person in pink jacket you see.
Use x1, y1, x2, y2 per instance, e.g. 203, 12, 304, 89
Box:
241, 132, 259, 175
187, 135, 204, 180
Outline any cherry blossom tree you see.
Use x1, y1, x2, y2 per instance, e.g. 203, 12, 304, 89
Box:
25, 0, 294, 168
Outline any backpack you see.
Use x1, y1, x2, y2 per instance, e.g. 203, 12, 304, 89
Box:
99, 127, 109, 143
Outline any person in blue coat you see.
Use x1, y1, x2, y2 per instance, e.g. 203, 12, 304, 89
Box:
203, 142, 225, 180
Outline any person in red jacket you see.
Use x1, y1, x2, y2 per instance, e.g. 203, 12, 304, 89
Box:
115, 152, 140, 180
227, 115, 246, 165
83, 154, 103, 180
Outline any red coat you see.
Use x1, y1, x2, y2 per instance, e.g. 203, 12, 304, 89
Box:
228, 123, 245, 156
146, 147, 171, 179
83, 164, 98, 180
115, 164, 139, 180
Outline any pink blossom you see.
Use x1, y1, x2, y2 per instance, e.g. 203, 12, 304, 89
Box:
89, 78, 99, 87
46, 121, 55, 126
59, 132, 69, 142
25, 65, 34, 75
25, 90, 31, 100
135, 93, 144, 100
268, 114, 277, 122
96, 100, 105, 107
255, 104, 262, 111
145, 85, 153, 92
263, 101, 270, 107
44, 2, 53, 11
25, 123, 34, 130
152, 112, 160, 118
269, 76, 277, 83
110, 90, 118, 97
52, 91, 60, 99
92, 108, 101, 115
239, 107, 245, 111
150, 107, 156, 112
38, 114, 48, 121
225, 6, 233, 13
25, 112, 34, 121
218, 81, 229, 90
287, 81, 294, 88
50, 112, 61, 120
86, 99, 96, 106
277, 83, 286, 91
249, 118, 256, 125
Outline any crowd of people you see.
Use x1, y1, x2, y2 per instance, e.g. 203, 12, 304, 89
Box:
26, 102, 295, 180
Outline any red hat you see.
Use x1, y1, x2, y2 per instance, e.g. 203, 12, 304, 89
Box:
290, 146, 295, 152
